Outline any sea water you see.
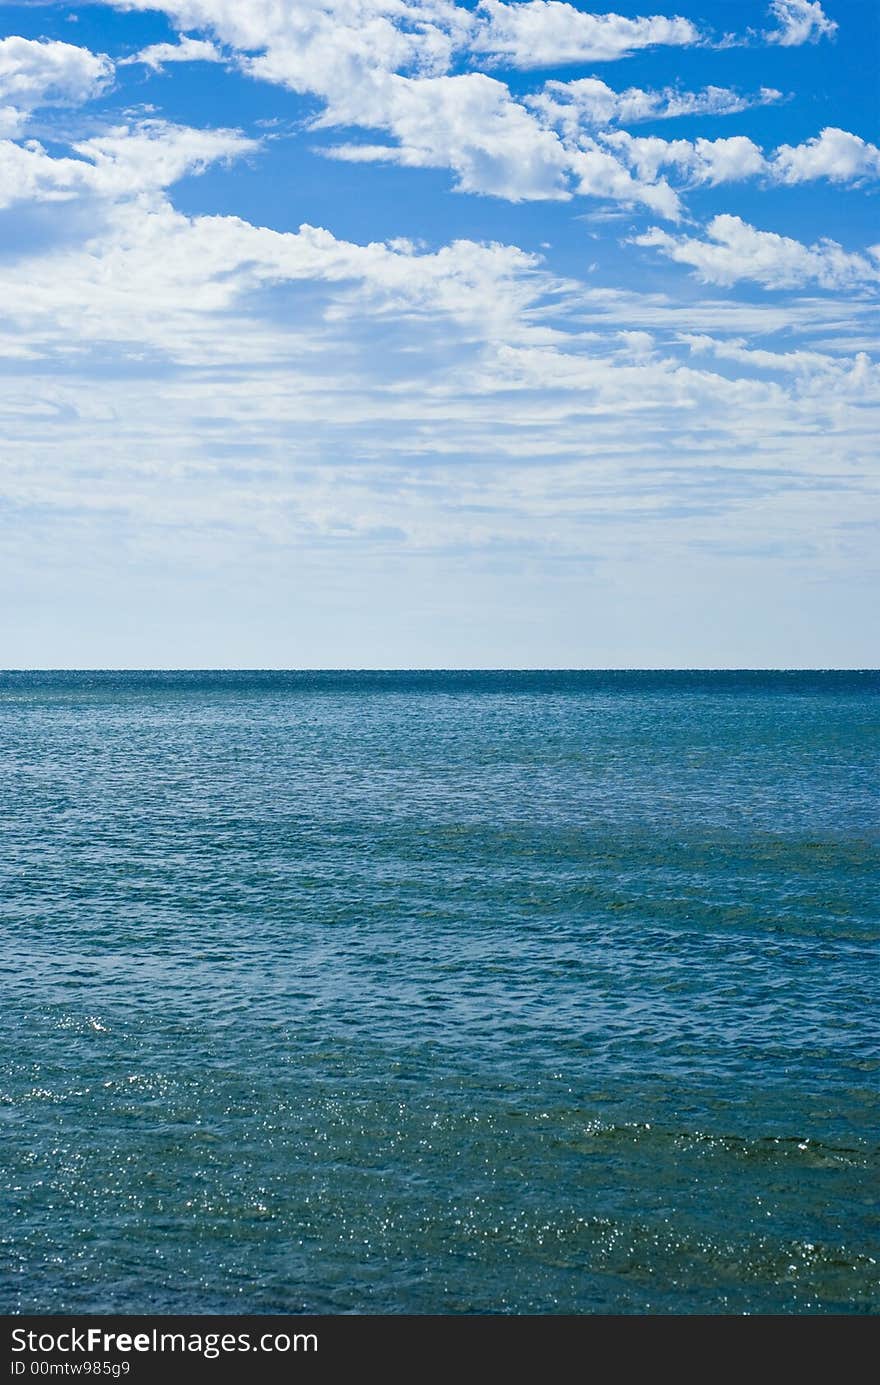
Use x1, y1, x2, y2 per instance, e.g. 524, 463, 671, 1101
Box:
1, 671, 877, 1314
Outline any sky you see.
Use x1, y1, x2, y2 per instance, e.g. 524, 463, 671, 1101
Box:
0, 0, 877, 667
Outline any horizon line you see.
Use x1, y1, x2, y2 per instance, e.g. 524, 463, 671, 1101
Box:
0, 668, 876, 676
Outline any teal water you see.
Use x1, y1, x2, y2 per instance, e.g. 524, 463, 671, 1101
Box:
1, 671, 877, 1315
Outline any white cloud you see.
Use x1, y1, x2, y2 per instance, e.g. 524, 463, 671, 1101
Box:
122, 37, 224, 70
91, 1, 684, 212
604, 131, 766, 185
75, 120, 259, 192
680, 333, 877, 387
0, 120, 876, 631
101, 0, 465, 82
0, 108, 21, 139
91, 2, 871, 211
571, 285, 880, 340
0, 36, 113, 134
470, 2, 700, 67
316, 70, 680, 212
0, 120, 257, 211
636, 215, 880, 290
0, 3, 874, 675
98, 0, 701, 71
528, 79, 782, 131
0, 178, 550, 367
765, 0, 837, 46
316, 72, 574, 201
598, 125, 880, 191
770, 127, 880, 184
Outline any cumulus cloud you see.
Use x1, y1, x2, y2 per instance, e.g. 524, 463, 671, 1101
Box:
312, 68, 679, 212
96, 0, 702, 70
100, 0, 464, 85
0, 36, 113, 135
88, 1, 687, 213
317, 72, 575, 201
770, 127, 880, 184
469, 1, 700, 67
636, 215, 880, 290
122, 36, 224, 70
765, 0, 837, 46
235, 7, 680, 212
89, 3, 872, 211
318, 71, 680, 213
597, 126, 880, 191
4, 8, 867, 234
605, 131, 766, 186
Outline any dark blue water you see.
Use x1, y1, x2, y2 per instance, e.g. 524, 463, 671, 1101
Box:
1, 672, 877, 1314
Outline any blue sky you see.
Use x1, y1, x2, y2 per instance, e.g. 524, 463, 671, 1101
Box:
0, 0, 877, 666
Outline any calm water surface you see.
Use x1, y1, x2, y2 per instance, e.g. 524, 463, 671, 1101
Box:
1, 671, 877, 1313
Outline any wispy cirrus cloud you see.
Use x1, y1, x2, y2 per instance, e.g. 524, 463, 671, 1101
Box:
0, 119, 257, 211
527, 78, 783, 131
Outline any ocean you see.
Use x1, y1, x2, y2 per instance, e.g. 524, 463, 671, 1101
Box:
1, 670, 877, 1314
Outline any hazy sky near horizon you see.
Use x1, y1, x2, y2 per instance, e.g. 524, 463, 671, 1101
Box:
0, 0, 877, 666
